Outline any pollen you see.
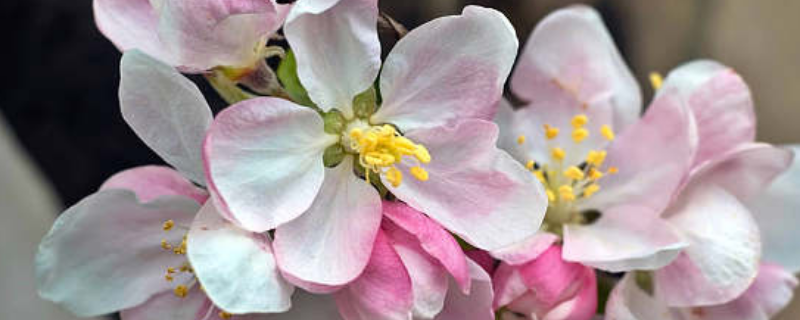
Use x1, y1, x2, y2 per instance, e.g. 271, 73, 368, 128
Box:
586, 150, 607, 167
544, 124, 559, 140
583, 184, 600, 197
588, 168, 604, 180
162, 219, 175, 231
649, 72, 664, 90
517, 135, 526, 145
558, 185, 576, 202
564, 166, 585, 180
572, 128, 589, 143
174, 285, 188, 298
600, 125, 615, 141
571, 114, 588, 128
551, 147, 566, 161
349, 124, 431, 187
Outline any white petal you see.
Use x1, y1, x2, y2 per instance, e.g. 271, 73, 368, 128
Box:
605, 274, 675, 320
119, 50, 212, 185
187, 202, 293, 314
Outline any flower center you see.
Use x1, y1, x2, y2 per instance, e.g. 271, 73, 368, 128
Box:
518, 114, 618, 228
342, 121, 431, 188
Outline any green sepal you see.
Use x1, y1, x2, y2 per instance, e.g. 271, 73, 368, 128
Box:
277, 50, 315, 107
322, 109, 346, 134
323, 144, 346, 168
352, 87, 377, 119
634, 270, 655, 296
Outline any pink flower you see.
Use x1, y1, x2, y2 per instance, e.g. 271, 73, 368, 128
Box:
94, 0, 288, 71
494, 5, 694, 272
493, 245, 597, 320
37, 51, 295, 318
203, 1, 547, 287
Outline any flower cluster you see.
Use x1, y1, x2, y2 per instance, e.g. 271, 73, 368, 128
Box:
35, 1, 799, 320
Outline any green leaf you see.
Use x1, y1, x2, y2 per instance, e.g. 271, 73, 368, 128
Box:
277, 50, 315, 107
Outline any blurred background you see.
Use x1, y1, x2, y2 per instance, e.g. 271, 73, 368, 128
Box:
1, 0, 797, 318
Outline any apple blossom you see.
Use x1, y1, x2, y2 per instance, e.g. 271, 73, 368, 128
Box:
204, 0, 547, 288
493, 5, 693, 272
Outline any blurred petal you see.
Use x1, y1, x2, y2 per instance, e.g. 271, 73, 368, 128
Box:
334, 231, 413, 320
511, 5, 641, 132
382, 201, 470, 292
656, 186, 761, 307
605, 274, 675, 320
690, 143, 792, 201
563, 205, 687, 272
204, 97, 336, 232
660, 60, 756, 168
100, 166, 208, 204
263, 291, 343, 320
388, 120, 547, 252
490, 232, 558, 266
159, 0, 282, 70
582, 90, 697, 213
119, 50, 212, 184
187, 202, 293, 314
435, 259, 495, 320
274, 160, 382, 286
746, 145, 800, 272
285, 0, 380, 115
94, 0, 173, 64
674, 263, 798, 320
373, 6, 518, 131
120, 287, 208, 320
36, 190, 198, 316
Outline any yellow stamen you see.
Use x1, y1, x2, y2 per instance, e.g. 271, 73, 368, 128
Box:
526, 160, 535, 170
161, 239, 172, 250
588, 168, 604, 180
564, 166, 585, 180
649, 72, 664, 90
162, 220, 175, 231
584, 184, 601, 197
608, 166, 619, 174
586, 150, 607, 167
600, 125, 615, 141
165, 274, 174, 282
571, 114, 589, 128
558, 185, 576, 202
546, 189, 556, 202
544, 124, 559, 140
174, 285, 188, 298
410, 166, 429, 181
517, 135, 526, 145
551, 147, 566, 161
385, 167, 402, 187
534, 171, 546, 183
572, 128, 589, 143
414, 145, 431, 164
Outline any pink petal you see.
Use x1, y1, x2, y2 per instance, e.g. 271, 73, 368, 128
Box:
604, 274, 675, 320
490, 232, 558, 266
382, 200, 470, 293
119, 50, 213, 184
656, 186, 761, 307
562, 205, 687, 273
689, 143, 792, 201
511, 5, 641, 133
203, 97, 336, 232
120, 286, 208, 320
187, 202, 293, 314
541, 268, 597, 320
334, 231, 414, 320
434, 259, 496, 320
94, 0, 173, 64
274, 159, 382, 286
388, 120, 547, 252
674, 263, 798, 320
582, 89, 697, 214
466, 250, 497, 275
158, 0, 283, 70
372, 6, 518, 131
746, 145, 800, 272
492, 263, 530, 310
284, 0, 380, 115
660, 60, 756, 169
100, 166, 208, 204
36, 190, 198, 316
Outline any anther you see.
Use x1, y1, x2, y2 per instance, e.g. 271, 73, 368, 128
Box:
161, 239, 172, 250
385, 167, 402, 187
162, 220, 175, 231
219, 311, 233, 319
584, 184, 601, 197
564, 166, 585, 180
558, 185, 576, 202
517, 135, 526, 145
410, 166, 429, 181
546, 189, 556, 202
551, 147, 566, 161
586, 150, 607, 167
174, 285, 188, 298
600, 125, 615, 141
608, 167, 619, 174
571, 114, 589, 128
544, 124, 559, 140
572, 128, 589, 143
526, 160, 535, 170
649, 72, 664, 90
588, 168, 604, 180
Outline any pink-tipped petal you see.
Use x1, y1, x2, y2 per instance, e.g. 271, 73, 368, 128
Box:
120, 286, 208, 320
562, 205, 687, 273
274, 159, 382, 286
94, 0, 173, 64
100, 166, 208, 204
656, 186, 761, 307
388, 120, 547, 252
204, 97, 336, 232
541, 269, 597, 320
511, 5, 641, 132
382, 201, 470, 293
674, 263, 798, 320
334, 231, 414, 320
435, 259, 495, 320
119, 50, 212, 184
36, 190, 198, 316
490, 232, 558, 266
187, 202, 293, 314
605, 274, 675, 320
284, 0, 380, 115
689, 143, 792, 201
582, 90, 697, 213
158, 0, 282, 70
746, 145, 800, 272
372, 6, 518, 131
660, 60, 756, 168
